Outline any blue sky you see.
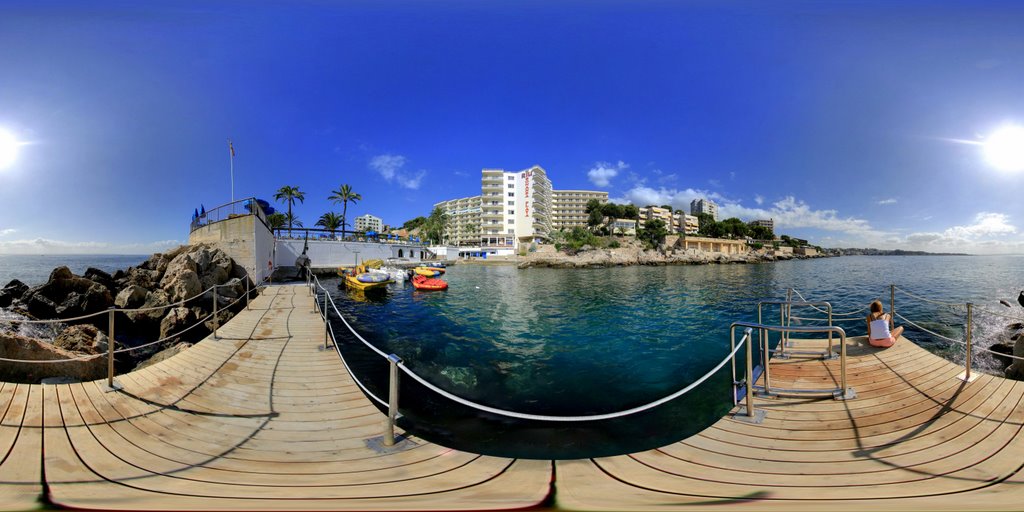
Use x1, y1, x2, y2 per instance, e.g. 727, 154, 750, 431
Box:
1, 0, 1024, 254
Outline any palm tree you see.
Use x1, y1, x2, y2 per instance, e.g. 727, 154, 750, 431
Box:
328, 184, 362, 236
274, 185, 305, 235
267, 213, 287, 231
283, 212, 303, 233
315, 212, 343, 238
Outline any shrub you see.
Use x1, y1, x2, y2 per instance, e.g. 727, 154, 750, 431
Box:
609, 240, 621, 249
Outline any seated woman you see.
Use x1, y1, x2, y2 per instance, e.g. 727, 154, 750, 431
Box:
866, 300, 904, 348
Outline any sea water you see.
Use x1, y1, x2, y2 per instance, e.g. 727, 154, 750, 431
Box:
0, 254, 147, 287
324, 255, 1024, 458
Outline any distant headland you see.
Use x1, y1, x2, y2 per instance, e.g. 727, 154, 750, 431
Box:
831, 248, 970, 256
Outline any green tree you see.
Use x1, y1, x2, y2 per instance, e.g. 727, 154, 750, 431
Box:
585, 198, 604, 214
622, 204, 640, 219
266, 212, 287, 230
638, 219, 669, 248
402, 216, 427, 231
601, 203, 624, 219
328, 184, 362, 233
749, 224, 773, 240
315, 212, 343, 237
720, 217, 750, 239
587, 207, 605, 231
423, 206, 450, 244
274, 185, 305, 234
283, 211, 303, 230
660, 204, 673, 211
697, 213, 719, 237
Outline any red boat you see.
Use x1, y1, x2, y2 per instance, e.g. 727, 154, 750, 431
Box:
412, 274, 448, 291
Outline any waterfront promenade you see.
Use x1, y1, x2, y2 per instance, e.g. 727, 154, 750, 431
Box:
2, 284, 1024, 510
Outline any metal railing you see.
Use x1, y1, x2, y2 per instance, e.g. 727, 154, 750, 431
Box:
276, 227, 426, 245
0, 276, 269, 391
734, 320, 854, 400
189, 197, 269, 233
307, 273, 762, 445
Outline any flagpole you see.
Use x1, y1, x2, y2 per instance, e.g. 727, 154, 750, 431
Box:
228, 139, 235, 204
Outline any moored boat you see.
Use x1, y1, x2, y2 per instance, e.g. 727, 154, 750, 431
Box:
414, 266, 445, 277
412, 274, 448, 291
342, 265, 394, 291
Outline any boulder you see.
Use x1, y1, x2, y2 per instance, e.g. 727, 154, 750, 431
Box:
83, 267, 115, 293
134, 342, 192, 371
216, 278, 245, 300
53, 282, 113, 319
0, 331, 106, 383
989, 342, 1014, 370
160, 254, 203, 304
159, 307, 196, 341
124, 289, 171, 324
26, 266, 113, 319
114, 285, 149, 309
0, 279, 28, 308
127, 267, 161, 290
1005, 335, 1024, 380
26, 293, 58, 319
53, 324, 108, 355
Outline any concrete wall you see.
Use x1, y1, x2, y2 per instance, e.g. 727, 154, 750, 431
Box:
274, 239, 427, 269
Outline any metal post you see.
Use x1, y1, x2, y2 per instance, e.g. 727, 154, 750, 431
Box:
959, 303, 976, 382
107, 307, 115, 390
730, 329, 737, 406
212, 286, 219, 340
840, 330, 847, 393
323, 292, 330, 349
827, 305, 834, 357
245, 279, 250, 311
384, 354, 402, 446
744, 328, 755, 418
890, 284, 896, 330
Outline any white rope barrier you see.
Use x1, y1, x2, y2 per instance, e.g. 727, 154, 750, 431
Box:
971, 305, 1024, 323
327, 321, 388, 407
894, 286, 966, 309
791, 288, 875, 316
313, 274, 748, 422
894, 312, 965, 346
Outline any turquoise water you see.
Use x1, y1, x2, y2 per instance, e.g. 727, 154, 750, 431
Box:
329, 256, 1024, 458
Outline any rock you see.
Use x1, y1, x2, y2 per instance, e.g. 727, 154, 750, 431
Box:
127, 267, 161, 290
114, 285, 149, 309
216, 278, 245, 300
26, 293, 58, 319
83, 267, 115, 292
1000, 299, 1013, 308
124, 289, 170, 324
52, 282, 113, 319
160, 254, 203, 304
24, 266, 113, 320
0, 331, 106, 383
440, 366, 478, 390
0, 279, 28, 308
1006, 335, 1024, 380
989, 343, 1014, 370
203, 309, 234, 333
159, 307, 196, 341
53, 324, 108, 355
134, 341, 192, 371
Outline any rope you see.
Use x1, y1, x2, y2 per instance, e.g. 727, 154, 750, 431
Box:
0, 284, 222, 324
397, 334, 748, 422
974, 344, 1024, 362
971, 305, 1024, 323
0, 352, 105, 364
790, 289, 875, 317
894, 312, 965, 346
894, 286, 966, 309
327, 321, 388, 407
112, 310, 217, 354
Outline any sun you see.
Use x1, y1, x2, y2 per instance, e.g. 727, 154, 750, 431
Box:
0, 129, 18, 170
984, 125, 1024, 172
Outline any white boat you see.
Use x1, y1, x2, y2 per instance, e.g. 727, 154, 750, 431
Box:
370, 266, 409, 282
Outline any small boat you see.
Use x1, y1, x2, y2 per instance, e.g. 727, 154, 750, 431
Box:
414, 266, 446, 277
342, 265, 394, 291
412, 274, 448, 291
374, 266, 409, 282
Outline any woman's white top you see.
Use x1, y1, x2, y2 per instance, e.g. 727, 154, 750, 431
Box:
869, 317, 891, 339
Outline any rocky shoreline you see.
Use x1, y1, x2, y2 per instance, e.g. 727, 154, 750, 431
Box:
0, 244, 252, 383
517, 240, 829, 269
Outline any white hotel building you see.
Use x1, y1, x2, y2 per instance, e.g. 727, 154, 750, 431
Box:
435, 166, 607, 255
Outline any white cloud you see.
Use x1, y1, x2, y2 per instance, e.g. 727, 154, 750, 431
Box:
587, 161, 629, 187
719, 196, 875, 235
612, 185, 726, 211
754, 195, 764, 205
0, 229, 15, 236
877, 198, 897, 205
368, 154, 425, 190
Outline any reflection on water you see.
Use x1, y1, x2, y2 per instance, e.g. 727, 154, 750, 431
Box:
325, 255, 1024, 458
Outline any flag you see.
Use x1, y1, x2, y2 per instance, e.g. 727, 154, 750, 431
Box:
200, 204, 206, 216
193, 208, 198, 220
228, 139, 235, 157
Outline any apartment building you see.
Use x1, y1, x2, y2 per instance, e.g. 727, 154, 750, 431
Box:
751, 218, 775, 233
552, 190, 608, 230
354, 214, 383, 233
690, 198, 719, 221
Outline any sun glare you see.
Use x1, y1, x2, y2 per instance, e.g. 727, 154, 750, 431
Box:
0, 129, 18, 169
984, 125, 1024, 172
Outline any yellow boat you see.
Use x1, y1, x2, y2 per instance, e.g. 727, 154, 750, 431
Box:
414, 266, 446, 277
340, 264, 394, 291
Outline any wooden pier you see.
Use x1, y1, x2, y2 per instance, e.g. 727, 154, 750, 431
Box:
2, 284, 1024, 510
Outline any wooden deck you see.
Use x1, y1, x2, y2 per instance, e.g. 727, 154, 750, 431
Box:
2, 284, 1024, 510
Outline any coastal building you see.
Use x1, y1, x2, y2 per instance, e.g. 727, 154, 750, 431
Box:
609, 218, 637, 236
677, 212, 699, 235
639, 206, 675, 230
690, 198, 719, 221
354, 214, 383, 233
751, 218, 774, 232
435, 166, 603, 255
552, 190, 608, 230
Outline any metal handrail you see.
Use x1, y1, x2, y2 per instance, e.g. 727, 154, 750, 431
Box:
733, 320, 853, 400
310, 273, 760, 443
189, 196, 268, 233
758, 299, 835, 363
